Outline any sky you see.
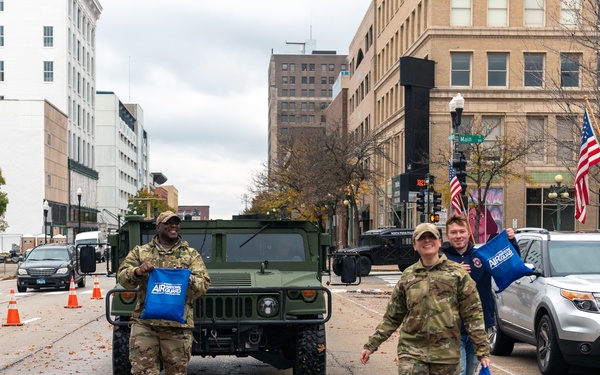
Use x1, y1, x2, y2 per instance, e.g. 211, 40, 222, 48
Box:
95, 0, 371, 219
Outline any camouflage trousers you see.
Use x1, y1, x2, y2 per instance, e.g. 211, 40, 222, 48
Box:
397, 357, 461, 375
129, 322, 193, 375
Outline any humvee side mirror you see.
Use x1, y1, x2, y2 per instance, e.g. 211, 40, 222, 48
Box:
80, 245, 97, 273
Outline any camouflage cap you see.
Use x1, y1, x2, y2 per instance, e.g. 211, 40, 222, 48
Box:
413, 222, 440, 241
156, 210, 181, 225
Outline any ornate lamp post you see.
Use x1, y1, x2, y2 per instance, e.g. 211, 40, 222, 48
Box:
77, 187, 82, 235
43, 200, 49, 244
343, 199, 353, 247
450, 93, 467, 209
548, 174, 569, 231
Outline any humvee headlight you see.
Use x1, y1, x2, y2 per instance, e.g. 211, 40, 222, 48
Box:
119, 291, 137, 305
258, 297, 278, 318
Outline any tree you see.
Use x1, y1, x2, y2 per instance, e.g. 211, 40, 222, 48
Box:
127, 188, 175, 218
0, 167, 8, 232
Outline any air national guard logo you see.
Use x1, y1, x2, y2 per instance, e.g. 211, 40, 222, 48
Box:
473, 257, 483, 268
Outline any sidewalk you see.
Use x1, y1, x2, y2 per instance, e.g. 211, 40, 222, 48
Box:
0, 262, 17, 280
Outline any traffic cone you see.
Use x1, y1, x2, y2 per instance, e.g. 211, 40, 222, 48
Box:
64, 278, 82, 308
91, 275, 103, 300
3, 289, 23, 326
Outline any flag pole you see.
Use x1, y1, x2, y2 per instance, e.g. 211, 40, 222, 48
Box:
584, 95, 600, 136
458, 189, 476, 243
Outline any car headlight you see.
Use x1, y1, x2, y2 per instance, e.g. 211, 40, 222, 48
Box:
56, 267, 69, 275
17, 269, 27, 275
561, 289, 600, 313
257, 297, 279, 318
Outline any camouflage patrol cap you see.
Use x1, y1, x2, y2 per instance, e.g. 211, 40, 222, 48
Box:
156, 210, 181, 225
413, 223, 440, 241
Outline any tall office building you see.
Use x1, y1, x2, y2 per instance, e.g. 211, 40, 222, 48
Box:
0, 0, 102, 239
95, 92, 149, 231
342, 0, 597, 233
267, 40, 348, 171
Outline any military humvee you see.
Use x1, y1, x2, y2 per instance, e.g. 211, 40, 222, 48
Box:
105, 215, 332, 375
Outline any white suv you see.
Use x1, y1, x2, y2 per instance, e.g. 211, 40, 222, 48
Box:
491, 228, 600, 374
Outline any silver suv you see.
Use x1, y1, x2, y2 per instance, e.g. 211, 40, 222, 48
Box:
491, 228, 600, 374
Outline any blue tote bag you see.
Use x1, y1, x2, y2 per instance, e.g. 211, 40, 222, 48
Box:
140, 268, 192, 323
472, 230, 533, 293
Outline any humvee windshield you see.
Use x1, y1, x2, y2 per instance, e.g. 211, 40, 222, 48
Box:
360, 235, 380, 246
227, 233, 305, 262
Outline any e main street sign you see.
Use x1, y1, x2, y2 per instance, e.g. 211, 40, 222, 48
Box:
448, 133, 485, 144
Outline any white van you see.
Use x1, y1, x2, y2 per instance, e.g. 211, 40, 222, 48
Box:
75, 231, 107, 263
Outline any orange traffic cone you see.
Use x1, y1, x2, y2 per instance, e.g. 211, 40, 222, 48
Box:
91, 275, 103, 300
64, 278, 82, 308
3, 289, 23, 326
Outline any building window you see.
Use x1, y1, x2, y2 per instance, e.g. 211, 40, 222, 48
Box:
282, 89, 288, 96
561, 53, 580, 87
451, 0, 472, 26
289, 76, 295, 84
282, 63, 288, 71
308, 89, 315, 96
526, 188, 574, 230
321, 77, 327, 84
281, 102, 288, 110
289, 102, 296, 110
524, 53, 544, 87
302, 63, 308, 71
488, 0, 508, 26
281, 115, 288, 123
527, 117, 545, 162
289, 115, 295, 123
0, 26, 4, 46
481, 116, 502, 156
321, 64, 327, 72
309, 76, 315, 84
309, 63, 315, 71
289, 89, 295, 96
556, 116, 575, 162
0, 1, 3, 11
282, 76, 288, 84
341, 64, 347, 71
44, 61, 54, 82
309, 115, 315, 123
308, 102, 315, 110
524, 0, 544, 26
301, 76, 308, 84
451, 52, 471, 86
289, 63, 295, 71
301, 102, 307, 110
321, 89, 327, 96
487, 52, 508, 87
329, 77, 335, 84
301, 115, 307, 123
0, 61, 4, 82
561, 0, 581, 26
301, 89, 307, 96
329, 64, 335, 71
44, 26, 54, 47
320, 102, 327, 110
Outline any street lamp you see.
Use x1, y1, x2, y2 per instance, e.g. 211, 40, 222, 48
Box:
344, 199, 353, 247
548, 174, 570, 231
450, 94, 467, 210
77, 187, 82, 236
43, 200, 49, 244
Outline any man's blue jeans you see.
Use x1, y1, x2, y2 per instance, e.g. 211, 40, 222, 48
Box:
460, 334, 479, 375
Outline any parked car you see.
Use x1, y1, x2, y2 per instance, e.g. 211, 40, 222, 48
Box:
331, 228, 417, 276
16, 244, 86, 293
491, 228, 600, 375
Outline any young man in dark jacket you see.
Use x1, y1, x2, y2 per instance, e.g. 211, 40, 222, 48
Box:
442, 213, 519, 375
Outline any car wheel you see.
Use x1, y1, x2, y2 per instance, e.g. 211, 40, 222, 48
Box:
17, 285, 26, 293
77, 275, 86, 288
536, 315, 569, 375
358, 256, 372, 276
488, 325, 514, 355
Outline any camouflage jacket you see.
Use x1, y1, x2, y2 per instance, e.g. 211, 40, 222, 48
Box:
363, 254, 489, 364
117, 235, 211, 329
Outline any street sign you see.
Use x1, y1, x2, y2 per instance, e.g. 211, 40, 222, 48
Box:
458, 134, 484, 144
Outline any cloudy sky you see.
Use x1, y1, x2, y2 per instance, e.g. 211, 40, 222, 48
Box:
95, 0, 371, 219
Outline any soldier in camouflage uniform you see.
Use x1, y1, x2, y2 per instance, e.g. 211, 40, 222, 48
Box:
117, 211, 211, 375
360, 223, 491, 375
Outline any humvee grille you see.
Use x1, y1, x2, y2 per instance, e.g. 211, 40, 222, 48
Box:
210, 273, 252, 286
201, 295, 255, 319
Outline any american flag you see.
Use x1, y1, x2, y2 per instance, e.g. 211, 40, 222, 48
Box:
448, 160, 463, 214
575, 109, 600, 223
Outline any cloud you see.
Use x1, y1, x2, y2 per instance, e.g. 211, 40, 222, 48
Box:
96, 0, 370, 219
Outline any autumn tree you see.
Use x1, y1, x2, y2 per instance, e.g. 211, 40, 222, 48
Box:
127, 188, 176, 218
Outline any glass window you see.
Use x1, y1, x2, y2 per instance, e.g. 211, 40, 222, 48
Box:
526, 187, 575, 230
524, 0, 544, 26
289, 102, 296, 110
556, 116, 575, 162
281, 115, 288, 123
0, 1, 3, 11
561, 0, 581, 26
451, 52, 471, 86
488, 0, 508, 26
451, 0, 472, 26
282, 89, 288, 96
301, 76, 308, 84
341, 64, 347, 71
301, 89, 307, 97
282, 76, 288, 84
282, 63, 288, 71
289, 76, 295, 84
527, 117, 545, 162
281, 102, 288, 110
329, 77, 335, 84
302, 63, 308, 71
309, 115, 315, 123
321, 77, 327, 84
308, 89, 315, 96
43, 26, 54, 47
321, 89, 327, 96
289, 63, 295, 71
488, 52, 507, 87
321, 64, 327, 72
561, 53, 580, 87
308, 102, 315, 110
301, 102, 307, 110
329, 64, 335, 71
44, 61, 54, 82
289, 89, 296, 96
0, 61, 3, 82
309, 76, 315, 84
524, 53, 544, 87
289, 115, 295, 123
0, 25, 4, 46
301, 115, 307, 123
309, 63, 315, 71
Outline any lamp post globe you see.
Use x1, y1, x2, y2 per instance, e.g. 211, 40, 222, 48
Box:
548, 174, 570, 231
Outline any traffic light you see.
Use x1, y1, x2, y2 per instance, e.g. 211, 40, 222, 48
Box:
416, 191, 425, 212
429, 213, 440, 223
432, 192, 442, 213
452, 152, 468, 192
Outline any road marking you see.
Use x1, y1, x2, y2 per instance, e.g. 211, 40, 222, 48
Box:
335, 291, 384, 316
377, 274, 401, 287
